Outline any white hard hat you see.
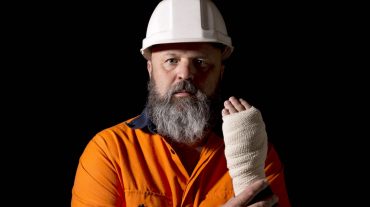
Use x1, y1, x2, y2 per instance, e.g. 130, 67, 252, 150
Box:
141, 0, 233, 60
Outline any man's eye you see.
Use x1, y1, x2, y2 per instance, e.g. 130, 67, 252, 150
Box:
195, 59, 208, 68
165, 58, 178, 64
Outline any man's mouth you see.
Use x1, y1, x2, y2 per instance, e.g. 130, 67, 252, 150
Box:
173, 90, 193, 97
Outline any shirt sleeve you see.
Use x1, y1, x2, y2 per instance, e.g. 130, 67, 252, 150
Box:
71, 134, 124, 207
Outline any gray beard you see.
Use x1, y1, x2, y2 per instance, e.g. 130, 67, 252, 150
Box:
146, 79, 212, 146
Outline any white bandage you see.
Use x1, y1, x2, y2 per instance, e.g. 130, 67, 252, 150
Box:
222, 106, 268, 196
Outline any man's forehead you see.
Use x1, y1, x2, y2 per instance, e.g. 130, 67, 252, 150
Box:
151, 42, 222, 59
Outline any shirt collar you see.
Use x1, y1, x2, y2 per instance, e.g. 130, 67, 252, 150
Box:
126, 108, 157, 134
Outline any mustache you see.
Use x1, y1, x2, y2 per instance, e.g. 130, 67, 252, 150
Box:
170, 80, 198, 95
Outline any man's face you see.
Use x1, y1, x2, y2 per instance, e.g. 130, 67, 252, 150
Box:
145, 43, 224, 146
147, 42, 224, 99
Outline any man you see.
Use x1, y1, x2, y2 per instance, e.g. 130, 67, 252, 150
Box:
71, 0, 291, 206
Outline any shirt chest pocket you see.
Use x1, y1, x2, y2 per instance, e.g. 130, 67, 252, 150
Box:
124, 190, 173, 207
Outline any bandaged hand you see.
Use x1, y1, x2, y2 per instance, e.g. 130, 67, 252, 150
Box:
222, 96, 268, 196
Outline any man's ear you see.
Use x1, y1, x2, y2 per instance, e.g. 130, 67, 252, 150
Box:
147, 60, 152, 78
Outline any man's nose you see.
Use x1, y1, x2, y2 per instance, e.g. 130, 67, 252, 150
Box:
177, 61, 195, 80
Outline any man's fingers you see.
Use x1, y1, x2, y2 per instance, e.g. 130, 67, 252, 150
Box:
239, 98, 251, 109
223, 96, 252, 115
229, 96, 246, 112
222, 179, 272, 207
222, 108, 230, 116
235, 179, 269, 204
224, 100, 237, 113
250, 195, 279, 207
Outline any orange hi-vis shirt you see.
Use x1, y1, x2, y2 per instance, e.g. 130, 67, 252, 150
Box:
72, 113, 291, 207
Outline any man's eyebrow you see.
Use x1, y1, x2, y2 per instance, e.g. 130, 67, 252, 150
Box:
163, 52, 177, 56
163, 52, 210, 58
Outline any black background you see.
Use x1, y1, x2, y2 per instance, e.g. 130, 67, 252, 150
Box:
4, 0, 366, 206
